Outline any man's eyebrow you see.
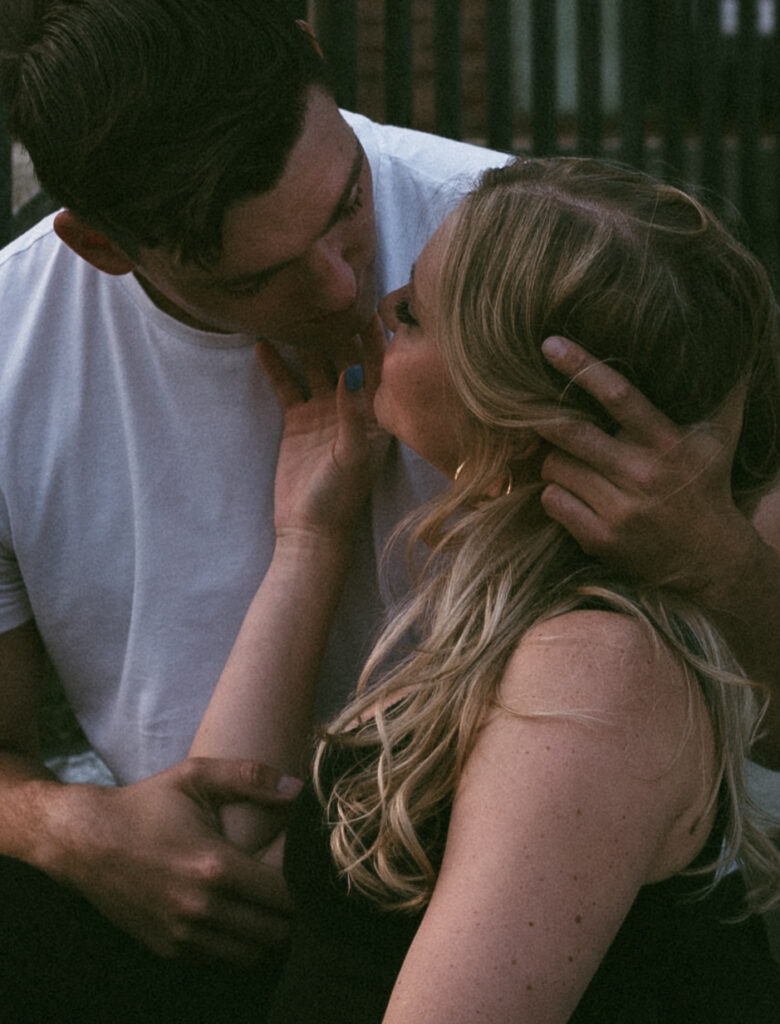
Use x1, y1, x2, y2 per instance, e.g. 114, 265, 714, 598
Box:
408, 261, 422, 313
211, 137, 365, 292
321, 139, 364, 234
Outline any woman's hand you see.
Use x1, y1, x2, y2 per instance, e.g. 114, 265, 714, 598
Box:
256, 315, 389, 546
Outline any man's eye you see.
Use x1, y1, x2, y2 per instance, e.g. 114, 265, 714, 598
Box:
223, 279, 268, 299
340, 184, 364, 220
395, 298, 419, 326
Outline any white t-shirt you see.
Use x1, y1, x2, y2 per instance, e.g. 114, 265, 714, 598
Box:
0, 113, 507, 783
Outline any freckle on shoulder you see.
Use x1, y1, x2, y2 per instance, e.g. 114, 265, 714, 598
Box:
499, 609, 687, 713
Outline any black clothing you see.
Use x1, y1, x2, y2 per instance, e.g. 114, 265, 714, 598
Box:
269, 742, 780, 1024
0, 855, 284, 1024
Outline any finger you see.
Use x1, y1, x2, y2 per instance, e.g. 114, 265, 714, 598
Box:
536, 417, 634, 483
335, 364, 370, 462
359, 313, 387, 397
540, 449, 625, 511
712, 382, 746, 454
255, 341, 304, 409
299, 348, 338, 396
176, 907, 292, 964
220, 851, 295, 915
541, 336, 679, 446
199, 913, 291, 963
540, 482, 614, 557
329, 333, 362, 369
181, 757, 303, 807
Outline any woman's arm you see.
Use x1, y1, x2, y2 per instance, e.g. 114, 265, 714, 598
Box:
382, 610, 716, 1024
190, 328, 387, 853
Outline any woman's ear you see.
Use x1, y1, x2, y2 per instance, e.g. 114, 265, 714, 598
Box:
53, 211, 136, 275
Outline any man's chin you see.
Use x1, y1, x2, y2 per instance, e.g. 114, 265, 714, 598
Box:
284, 309, 376, 350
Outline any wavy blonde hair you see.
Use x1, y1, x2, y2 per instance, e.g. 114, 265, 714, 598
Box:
314, 158, 780, 915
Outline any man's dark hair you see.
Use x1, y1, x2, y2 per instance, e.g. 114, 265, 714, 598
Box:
0, 0, 333, 264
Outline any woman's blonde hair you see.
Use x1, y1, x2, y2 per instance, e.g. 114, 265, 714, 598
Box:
314, 158, 780, 915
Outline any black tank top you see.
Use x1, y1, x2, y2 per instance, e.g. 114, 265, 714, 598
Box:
268, 742, 780, 1023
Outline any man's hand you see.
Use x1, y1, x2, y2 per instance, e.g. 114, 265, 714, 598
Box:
537, 335, 748, 590
537, 336, 780, 767
38, 757, 300, 962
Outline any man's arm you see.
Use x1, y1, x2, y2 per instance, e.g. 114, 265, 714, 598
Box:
537, 337, 780, 769
0, 620, 298, 962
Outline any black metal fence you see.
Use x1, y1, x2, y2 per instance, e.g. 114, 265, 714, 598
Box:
2, 1, 779, 279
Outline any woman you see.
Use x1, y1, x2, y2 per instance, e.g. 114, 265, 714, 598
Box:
192, 158, 780, 1022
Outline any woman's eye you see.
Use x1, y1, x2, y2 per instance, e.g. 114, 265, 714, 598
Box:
395, 298, 419, 327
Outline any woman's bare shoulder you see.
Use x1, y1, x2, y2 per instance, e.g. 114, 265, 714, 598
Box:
498, 608, 714, 793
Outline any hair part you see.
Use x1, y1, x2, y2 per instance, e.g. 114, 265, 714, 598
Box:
316, 157, 780, 916
0, 0, 333, 264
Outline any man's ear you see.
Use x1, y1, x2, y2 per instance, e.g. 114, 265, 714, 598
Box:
296, 19, 324, 59
53, 210, 135, 275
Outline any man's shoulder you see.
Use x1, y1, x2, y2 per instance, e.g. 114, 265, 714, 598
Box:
0, 211, 61, 272
343, 110, 509, 189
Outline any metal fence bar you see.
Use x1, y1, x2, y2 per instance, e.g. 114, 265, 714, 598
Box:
434, 0, 463, 140
620, 2, 646, 168
289, 0, 309, 21
531, 0, 557, 155
576, 0, 602, 156
2, 1, 779, 284
775, 22, 780, 278
485, 0, 513, 152
385, 0, 414, 127
660, 0, 687, 183
698, 0, 725, 208
738, 0, 762, 247
319, 0, 358, 111
0, 100, 10, 249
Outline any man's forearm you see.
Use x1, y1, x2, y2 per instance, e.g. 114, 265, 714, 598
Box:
0, 750, 69, 870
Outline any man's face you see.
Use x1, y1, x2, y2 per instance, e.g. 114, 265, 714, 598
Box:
133, 88, 377, 347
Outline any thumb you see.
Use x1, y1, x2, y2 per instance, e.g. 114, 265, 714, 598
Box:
712, 381, 746, 457
360, 312, 386, 397
179, 757, 303, 808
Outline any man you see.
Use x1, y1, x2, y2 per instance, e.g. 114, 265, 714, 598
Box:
0, 1, 777, 1019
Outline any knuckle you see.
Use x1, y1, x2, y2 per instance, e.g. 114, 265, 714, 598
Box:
240, 759, 272, 789
190, 849, 230, 887
177, 756, 205, 786
630, 463, 657, 492
167, 917, 201, 952
601, 375, 632, 408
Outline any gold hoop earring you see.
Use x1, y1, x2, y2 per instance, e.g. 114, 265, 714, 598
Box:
454, 462, 466, 481
503, 467, 514, 496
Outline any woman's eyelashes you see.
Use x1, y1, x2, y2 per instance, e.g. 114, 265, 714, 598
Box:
395, 297, 419, 327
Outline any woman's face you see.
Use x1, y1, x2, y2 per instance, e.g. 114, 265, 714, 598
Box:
375, 218, 470, 477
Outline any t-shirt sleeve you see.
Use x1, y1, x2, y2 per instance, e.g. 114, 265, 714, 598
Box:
0, 488, 33, 631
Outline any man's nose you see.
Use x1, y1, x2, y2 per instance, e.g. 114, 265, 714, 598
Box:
308, 239, 358, 313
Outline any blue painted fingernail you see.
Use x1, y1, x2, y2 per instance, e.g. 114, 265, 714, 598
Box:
345, 364, 364, 392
